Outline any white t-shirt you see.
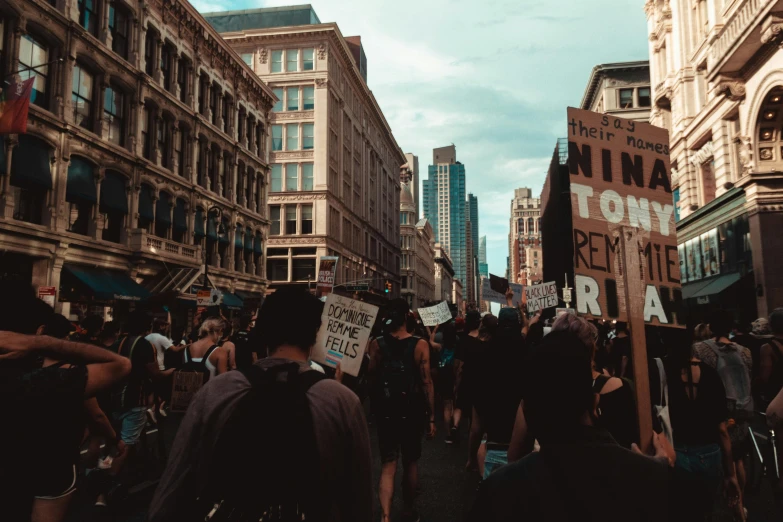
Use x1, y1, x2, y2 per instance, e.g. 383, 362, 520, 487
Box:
146, 333, 174, 370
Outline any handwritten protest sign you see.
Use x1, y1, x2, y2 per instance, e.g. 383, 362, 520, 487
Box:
313, 294, 378, 377
418, 301, 453, 326
170, 371, 206, 412
525, 281, 559, 313
316, 256, 339, 297
481, 278, 524, 306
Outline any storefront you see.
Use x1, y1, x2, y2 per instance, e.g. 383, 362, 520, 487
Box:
58, 264, 151, 324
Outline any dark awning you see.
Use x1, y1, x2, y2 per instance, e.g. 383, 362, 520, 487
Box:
66, 156, 97, 204
195, 208, 205, 239
11, 135, 53, 191
681, 279, 712, 300
139, 185, 154, 222
220, 291, 244, 311
235, 226, 244, 248
100, 171, 128, 214
688, 272, 743, 300
254, 234, 262, 255
174, 199, 187, 232
157, 193, 172, 226
62, 265, 150, 302
244, 229, 253, 251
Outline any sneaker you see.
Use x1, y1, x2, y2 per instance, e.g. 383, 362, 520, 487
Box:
445, 433, 454, 445
450, 426, 459, 445
146, 408, 157, 425
401, 511, 420, 522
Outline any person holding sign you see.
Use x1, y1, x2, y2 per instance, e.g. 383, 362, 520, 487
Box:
367, 298, 435, 522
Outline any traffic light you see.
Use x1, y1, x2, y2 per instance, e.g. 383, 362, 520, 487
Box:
384, 280, 392, 294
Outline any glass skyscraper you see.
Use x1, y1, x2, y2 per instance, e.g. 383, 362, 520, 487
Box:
479, 236, 489, 278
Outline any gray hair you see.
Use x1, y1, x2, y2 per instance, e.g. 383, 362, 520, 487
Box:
551, 313, 598, 352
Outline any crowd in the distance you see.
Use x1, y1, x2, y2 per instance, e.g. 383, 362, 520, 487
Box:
2, 278, 783, 522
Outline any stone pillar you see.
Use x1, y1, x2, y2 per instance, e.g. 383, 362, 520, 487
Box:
226, 100, 235, 137
154, 112, 163, 166
129, 18, 141, 70
205, 146, 212, 191
170, 121, 180, 173
150, 193, 158, 233
91, 166, 105, 240
187, 205, 194, 246
121, 179, 130, 244
216, 150, 225, 197
99, 73, 111, 140
233, 103, 240, 141
166, 199, 174, 239
171, 51, 180, 99
189, 134, 200, 185
216, 90, 224, 130
130, 183, 140, 230
246, 117, 255, 155
190, 66, 199, 111
256, 172, 264, 215
51, 248, 68, 314
10, 18, 25, 74
139, 23, 149, 76
205, 81, 213, 122
230, 158, 238, 204
129, 98, 140, 156
153, 35, 163, 85
100, 0, 112, 47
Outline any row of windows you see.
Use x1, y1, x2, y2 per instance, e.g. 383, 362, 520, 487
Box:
618, 87, 652, 109
272, 86, 315, 112
270, 49, 315, 73
266, 247, 317, 282
271, 123, 314, 152
269, 204, 313, 236
270, 163, 314, 192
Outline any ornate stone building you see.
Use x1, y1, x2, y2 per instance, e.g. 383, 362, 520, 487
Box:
646, 0, 783, 320
434, 243, 454, 305
204, 5, 404, 297
508, 187, 541, 284
400, 181, 435, 309
2, 0, 275, 320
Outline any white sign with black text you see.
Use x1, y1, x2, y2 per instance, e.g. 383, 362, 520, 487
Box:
525, 281, 559, 313
312, 294, 379, 377
418, 301, 453, 327
481, 279, 524, 307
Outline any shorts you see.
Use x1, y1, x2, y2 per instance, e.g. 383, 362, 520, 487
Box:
33, 464, 77, 500
112, 406, 147, 445
484, 448, 509, 480
377, 415, 423, 463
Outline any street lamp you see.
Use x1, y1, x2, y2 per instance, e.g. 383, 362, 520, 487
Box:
203, 206, 225, 288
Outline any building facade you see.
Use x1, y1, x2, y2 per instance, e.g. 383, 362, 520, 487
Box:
580, 61, 652, 122
508, 188, 541, 284
400, 182, 435, 309
434, 243, 454, 304
205, 5, 405, 298
452, 279, 463, 314
520, 246, 543, 286
423, 145, 467, 286
2, 0, 274, 322
403, 152, 420, 220
465, 193, 479, 307
646, 0, 783, 320
479, 235, 489, 277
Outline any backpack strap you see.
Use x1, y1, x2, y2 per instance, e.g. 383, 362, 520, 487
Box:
202, 344, 220, 364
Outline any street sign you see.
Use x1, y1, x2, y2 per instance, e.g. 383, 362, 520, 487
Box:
38, 286, 56, 308
344, 284, 369, 292
197, 288, 222, 306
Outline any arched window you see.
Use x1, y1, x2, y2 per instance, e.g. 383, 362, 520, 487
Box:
155, 191, 172, 238
221, 153, 230, 199
66, 156, 96, 236
254, 232, 263, 273
756, 87, 783, 172
100, 170, 127, 243
218, 216, 230, 269
244, 227, 254, 272
138, 183, 154, 231
19, 35, 50, 110
9, 135, 53, 225
234, 224, 244, 272
173, 198, 187, 243
527, 217, 534, 235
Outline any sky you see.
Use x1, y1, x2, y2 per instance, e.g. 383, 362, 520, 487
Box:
192, 0, 650, 278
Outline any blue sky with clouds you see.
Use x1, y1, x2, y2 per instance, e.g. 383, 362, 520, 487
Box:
193, 0, 649, 277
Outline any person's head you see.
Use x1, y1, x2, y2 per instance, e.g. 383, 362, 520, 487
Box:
693, 323, 712, 342
384, 298, 410, 334
199, 317, 225, 343
152, 317, 170, 336
522, 331, 596, 443
44, 314, 76, 339
455, 316, 465, 333
239, 315, 253, 332
251, 287, 323, 356
99, 321, 119, 346
615, 321, 628, 335
124, 309, 153, 337
480, 314, 498, 341
551, 313, 598, 359
220, 318, 233, 339
769, 309, 783, 336
465, 310, 481, 333
81, 314, 104, 338
0, 281, 52, 335
708, 309, 734, 339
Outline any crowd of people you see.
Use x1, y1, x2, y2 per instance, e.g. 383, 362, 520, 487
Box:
2, 279, 783, 521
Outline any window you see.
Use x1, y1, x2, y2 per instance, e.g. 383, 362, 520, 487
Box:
109, 2, 130, 60
177, 56, 188, 103
302, 123, 314, 150
161, 45, 173, 90
285, 164, 298, 191
241, 53, 253, 67
272, 88, 283, 112
303, 48, 314, 71
303, 86, 314, 110
286, 124, 299, 151
271, 50, 283, 73
286, 49, 299, 72
271, 164, 282, 192
72, 64, 93, 130
292, 258, 316, 281
270, 206, 281, 235
144, 31, 156, 77
638, 87, 651, 108
287, 87, 299, 111
271, 125, 283, 151
285, 206, 297, 234
78, 0, 98, 35
301, 204, 313, 234
209, 85, 218, 125
104, 86, 124, 146
19, 35, 48, 109
267, 258, 289, 281
619, 88, 634, 109
141, 107, 152, 160
302, 163, 313, 191
401, 213, 408, 225
158, 118, 171, 168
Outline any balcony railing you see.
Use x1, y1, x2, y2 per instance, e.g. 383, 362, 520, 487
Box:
709, 0, 776, 74
130, 229, 201, 263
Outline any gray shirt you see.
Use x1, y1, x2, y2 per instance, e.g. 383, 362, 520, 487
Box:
148, 358, 373, 522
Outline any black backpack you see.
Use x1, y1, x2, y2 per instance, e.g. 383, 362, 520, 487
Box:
169, 344, 219, 412
188, 363, 326, 522
375, 335, 421, 419
232, 331, 254, 371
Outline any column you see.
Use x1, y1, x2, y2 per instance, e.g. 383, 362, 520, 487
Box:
139, 23, 149, 76
100, 0, 112, 47
0, 137, 18, 218
121, 179, 131, 244
153, 35, 163, 85
226, 100, 235, 137
154, 112, 163, 166
226, 216, 235, 271
189, 66, 199, 111
129, 98, 140, 156
205, 146, 212, 191
187, 205, 194, 246
91, 166, 105, 240
256, 171, 264, 216
99, 73, 111, 140
130, 18, 141, 70
230, 158, 238, 204
189, 134, 200, 185
246, 117, 255, 155
170, 121, 180, 173
150, 193, 158, 234
130, 184, 140, 230
166, 200, 174, 240
216, 149, 224, 196
171, 51, 180, 99
205, 81, 212, 122
247, 171, 256, 213
233, 103, 240, 141
216, 90, 224, 131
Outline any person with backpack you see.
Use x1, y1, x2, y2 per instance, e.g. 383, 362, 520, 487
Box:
232, 315, 256, 371
148, 287, 372, 522
182, 317, 229, 379
429, 320, 458, 444
369, 298, 435, 522
693, 308, 753, 520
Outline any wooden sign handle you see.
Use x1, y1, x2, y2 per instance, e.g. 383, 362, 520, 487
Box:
620, 226, 653, 454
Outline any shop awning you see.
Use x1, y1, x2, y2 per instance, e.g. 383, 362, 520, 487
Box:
220, 291, 244, 311
683, 272, 742, 300
11, 135, 53, 191
66, 157, 97, 204
62, 265, 150, 302
147, 267, 202, 295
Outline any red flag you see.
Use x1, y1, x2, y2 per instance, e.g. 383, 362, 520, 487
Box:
0, 77, 34, 134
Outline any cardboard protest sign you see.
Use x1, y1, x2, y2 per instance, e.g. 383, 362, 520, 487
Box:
481, 278, 523, 307
316, 256, 339, 297
313, 294, 378, 377
566, 107, 682, 327
418, 301, 452, 326
170, 371, 206, 412
526, 281, 559, 312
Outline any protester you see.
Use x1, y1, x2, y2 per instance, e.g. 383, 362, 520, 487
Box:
232, 315, 256, 370
469, 331, 670, 522
760, 308, 783, 407
693, 308, 753, 519
146, 316, 184, 418
650, 332, 740, 522
693, 323, 712, 342
607, 321, 631, 378
184, 317, 229, 378
148, 287, 372, 522
454, 310, 482, 446
429, 321, 458, 443
0, 283, 131, 522
71, 314, 105, 345
369, 298, 435, 522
